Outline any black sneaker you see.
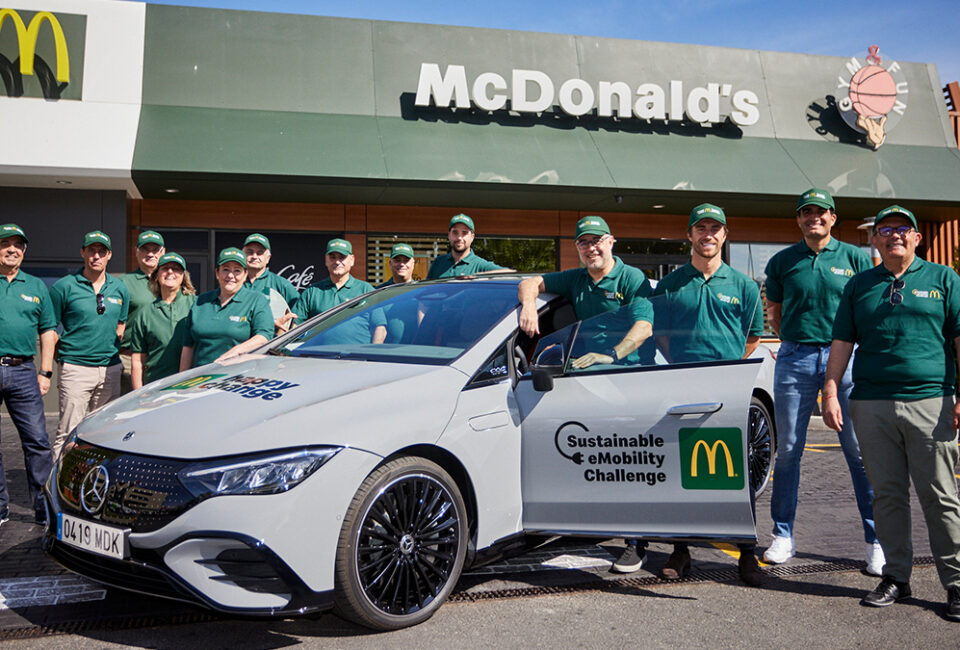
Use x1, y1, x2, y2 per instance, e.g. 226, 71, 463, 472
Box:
861, 576, 911, 607
947, 587, 960, 622
612, 545, 646, 573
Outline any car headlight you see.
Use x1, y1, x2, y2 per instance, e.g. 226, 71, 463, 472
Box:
178, 447, 341, 498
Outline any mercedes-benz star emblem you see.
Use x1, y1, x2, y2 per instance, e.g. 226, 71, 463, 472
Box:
122, 431, 135, 441
80, 465, 110, 515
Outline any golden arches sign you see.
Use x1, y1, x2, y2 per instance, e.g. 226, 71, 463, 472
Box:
0, 8, 69, 83
690, 439, 735, 478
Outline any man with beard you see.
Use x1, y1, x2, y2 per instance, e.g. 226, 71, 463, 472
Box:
291, 239, 386, 343
427, 214, 509, 279
119, 231, 165, 393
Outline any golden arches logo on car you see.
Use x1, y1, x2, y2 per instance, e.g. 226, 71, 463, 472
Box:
690, 439, 735, 478
0, 8, 69, 83
679, 427, 744, 490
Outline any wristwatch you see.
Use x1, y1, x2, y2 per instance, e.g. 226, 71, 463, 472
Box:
38, 370, 53, 379
605, 347, 619, 361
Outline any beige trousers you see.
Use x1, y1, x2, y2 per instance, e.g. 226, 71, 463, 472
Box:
55, 362, 121, 451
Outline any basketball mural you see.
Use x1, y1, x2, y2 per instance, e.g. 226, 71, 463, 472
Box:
836, 46, 908, 150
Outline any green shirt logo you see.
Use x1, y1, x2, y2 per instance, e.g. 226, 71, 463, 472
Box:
911, 289, 942, 300
679, 427, 744, 490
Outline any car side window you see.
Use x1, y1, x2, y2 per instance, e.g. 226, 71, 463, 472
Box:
468, 344, 511, 387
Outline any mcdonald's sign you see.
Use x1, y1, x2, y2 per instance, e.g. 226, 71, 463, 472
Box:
0, 7, 85, 100
679, 427, 744, 490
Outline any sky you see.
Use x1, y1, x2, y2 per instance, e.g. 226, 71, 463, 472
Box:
128, 0, 960, 89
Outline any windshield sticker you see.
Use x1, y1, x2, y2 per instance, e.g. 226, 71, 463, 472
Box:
162, 374, 299, 401
554, 421, 667, 487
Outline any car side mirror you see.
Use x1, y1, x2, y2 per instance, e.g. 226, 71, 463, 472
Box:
531, 367, 555, 392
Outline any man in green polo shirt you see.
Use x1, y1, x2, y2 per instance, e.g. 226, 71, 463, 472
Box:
242, 233, 299, 332
823, 205, 960, 621
427, 214, 509, 279
0, 223, 56, 527
378, 243, 420, 344
50, 231, 129, 450
119, 230, 165, 393
762, 188, 880, 574
291, 239, 386, 343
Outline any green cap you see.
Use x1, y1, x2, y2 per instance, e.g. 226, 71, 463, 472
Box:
0, 223, 28, 243
157, 252, 186, 270
575, 216, 610, 240
449, 213, 475, 232
390, 243, 415, 259
217, 247, 248, 268
688, 203, 727, 228
244, 233, 271, 250
796, 188, 835, 211
874, 205, 918, 230
82, 230, 112, 250
326, 238, 353, 255
137, 230, 165, 248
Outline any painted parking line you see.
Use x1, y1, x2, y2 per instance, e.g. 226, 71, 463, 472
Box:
708, 542, 772, 567
0, 576, 106, 610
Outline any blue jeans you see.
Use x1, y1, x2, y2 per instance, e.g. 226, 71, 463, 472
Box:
770, 342, 876, 543
0, 361, 53, 518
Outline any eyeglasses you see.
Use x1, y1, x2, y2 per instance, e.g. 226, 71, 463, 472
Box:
96, 293, 106, 315
575, 235, 609, 250
889, 278, 905, 306
876, 225, 914, 237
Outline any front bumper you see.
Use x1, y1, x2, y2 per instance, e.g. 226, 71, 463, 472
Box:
43, 445, 382, 616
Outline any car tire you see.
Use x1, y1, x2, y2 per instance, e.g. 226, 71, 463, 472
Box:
748, 395, 775, 496
333, 456, 468, 630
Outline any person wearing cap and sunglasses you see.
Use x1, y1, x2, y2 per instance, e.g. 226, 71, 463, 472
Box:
377, 243, 420, 344
762, 189, 881, 573
118, 231, 166, 394
823, 205, 960, 621
242, 233, 299, 333
290, 239, 387, 343
0, 224, 56, 528
180, 248, 274, 370
129, 253, 197, 388
426, 214, 510, 279
49, 231, 129, 451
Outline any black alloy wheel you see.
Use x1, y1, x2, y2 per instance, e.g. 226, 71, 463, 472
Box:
334, 457, 467, 630
748, 395, 775, 496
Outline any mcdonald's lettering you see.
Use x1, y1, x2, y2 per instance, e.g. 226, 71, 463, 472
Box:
0, 8, 84, 100
679, 427, 744, 490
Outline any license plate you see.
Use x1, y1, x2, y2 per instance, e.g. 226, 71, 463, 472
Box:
57, 513, 129, 560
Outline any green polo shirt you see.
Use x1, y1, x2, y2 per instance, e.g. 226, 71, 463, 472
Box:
0, 270, 56, 357
376, 279, 419, 344
50, 270, 129, 367
764, 238, 871, 345
185, 288, 274, 367
426, 251, 505, 279
292, 276, 386, 344
653, 262, 763, 363
120, 268, 157, 348
832, 258, 960, 400
129, 292, 197, 384
245, 269, 299, 305
542, 257, 654, 364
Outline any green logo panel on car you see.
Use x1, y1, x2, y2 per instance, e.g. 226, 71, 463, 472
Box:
679, 427, 744, 490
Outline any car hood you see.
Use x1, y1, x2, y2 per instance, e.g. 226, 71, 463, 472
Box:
76, 355, 467, 459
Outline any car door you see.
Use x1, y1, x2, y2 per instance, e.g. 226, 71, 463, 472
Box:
516, 312, 762, 543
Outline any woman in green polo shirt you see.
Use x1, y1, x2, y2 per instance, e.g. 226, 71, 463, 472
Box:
129, 253, 197, 388
180, 248, 274, 369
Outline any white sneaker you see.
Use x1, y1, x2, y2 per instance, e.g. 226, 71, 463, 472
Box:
763, 536, 795, 564
865, 542, 885, 576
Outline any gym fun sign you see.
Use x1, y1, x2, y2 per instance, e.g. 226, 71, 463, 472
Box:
414, 63, 762, 127
836, 46, 908, 150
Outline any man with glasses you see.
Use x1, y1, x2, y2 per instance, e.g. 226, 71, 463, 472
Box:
50, 231, 129, 451
762, 188, 881, 574
119, 231, 165, 393
0, 224, 56, 527
823, 205, 960, 621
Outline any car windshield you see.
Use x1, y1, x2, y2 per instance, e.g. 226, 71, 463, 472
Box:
272, 281, 520, 365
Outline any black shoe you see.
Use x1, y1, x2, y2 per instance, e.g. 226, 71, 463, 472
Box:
861, 576, 911, 607
34, 510, 47, 526
612, 545, 646, 573
660, 547, 692, 580
738, 552, 764, 587
947, 587, 960, 621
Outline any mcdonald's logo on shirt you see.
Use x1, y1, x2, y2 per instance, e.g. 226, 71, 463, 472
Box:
679, 427, 745, 490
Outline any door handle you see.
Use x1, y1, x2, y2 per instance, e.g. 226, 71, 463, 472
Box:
667, 402, 722, 415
